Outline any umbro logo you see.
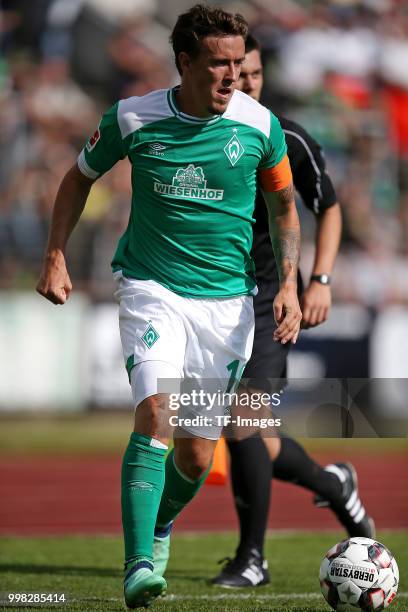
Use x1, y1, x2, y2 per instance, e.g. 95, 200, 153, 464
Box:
148, 142, 166, 156
130, 481, 154, 490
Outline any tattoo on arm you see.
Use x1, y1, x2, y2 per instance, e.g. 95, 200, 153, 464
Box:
275, 183, 295, 207
276, 228, 300, 282
266, 183, 300, 284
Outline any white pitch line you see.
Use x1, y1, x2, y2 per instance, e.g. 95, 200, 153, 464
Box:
165, 593, 325, 600
73, 592, 408, 602
166, 593, 408, 601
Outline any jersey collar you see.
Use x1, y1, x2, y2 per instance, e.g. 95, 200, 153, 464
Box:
167, 86, 223, 125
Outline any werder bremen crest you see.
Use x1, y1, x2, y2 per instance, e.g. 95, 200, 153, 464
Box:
141, 322, 160, 349
224, 129, 245, 166
153, 164, 224, 201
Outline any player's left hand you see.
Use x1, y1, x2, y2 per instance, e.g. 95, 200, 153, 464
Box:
273, 285, 302, 345
300, 282, 331, 328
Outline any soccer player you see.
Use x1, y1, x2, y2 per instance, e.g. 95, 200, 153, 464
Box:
212, 34, 375, 588
36, 7, 302, 609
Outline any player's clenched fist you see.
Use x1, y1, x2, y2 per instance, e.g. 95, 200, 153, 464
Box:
36, 251, 72, 305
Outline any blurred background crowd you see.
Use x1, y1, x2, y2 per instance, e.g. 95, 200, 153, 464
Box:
1, 0, 408, 306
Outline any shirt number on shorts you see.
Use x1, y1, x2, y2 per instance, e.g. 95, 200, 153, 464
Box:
226, 360, 245, 393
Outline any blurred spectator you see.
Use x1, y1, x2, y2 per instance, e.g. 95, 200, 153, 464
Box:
40, 0, 84, 59
378, 8, 408, 251
108, 19, 172, 99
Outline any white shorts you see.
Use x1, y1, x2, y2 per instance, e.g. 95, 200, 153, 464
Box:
113, 272, 254, 439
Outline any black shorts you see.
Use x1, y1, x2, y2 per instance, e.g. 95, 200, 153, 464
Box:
242, 276, 303, 394
242, 318, 290, 394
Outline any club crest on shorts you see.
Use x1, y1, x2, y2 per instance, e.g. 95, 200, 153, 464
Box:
141, 322, 160, 349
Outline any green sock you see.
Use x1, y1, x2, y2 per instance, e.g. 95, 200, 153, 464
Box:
156, 449, 211, 527
121, 432, 166, 565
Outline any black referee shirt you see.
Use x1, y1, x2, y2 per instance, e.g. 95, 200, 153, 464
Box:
252, 115, 338, 319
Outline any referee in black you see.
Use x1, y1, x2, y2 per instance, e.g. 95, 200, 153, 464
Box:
212, 34, 375, 588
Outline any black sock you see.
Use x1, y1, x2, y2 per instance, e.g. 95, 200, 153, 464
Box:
227, 433, 271, 557
273, 437, 342, 501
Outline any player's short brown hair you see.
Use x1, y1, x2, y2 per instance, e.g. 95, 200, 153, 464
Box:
170, 4, 248, 74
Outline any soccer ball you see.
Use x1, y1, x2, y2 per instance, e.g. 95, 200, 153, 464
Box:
320, 537, 399, 611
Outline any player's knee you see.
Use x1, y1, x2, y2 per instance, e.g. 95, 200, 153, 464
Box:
175, 443, 213, 481
182, 459, 210, 481
134, 394, 169, 437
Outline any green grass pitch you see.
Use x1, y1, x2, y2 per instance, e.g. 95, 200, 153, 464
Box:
0, 531, 406, 611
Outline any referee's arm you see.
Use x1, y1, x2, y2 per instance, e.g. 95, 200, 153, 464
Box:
281, 118, 342, 328
299, 203, 341, 327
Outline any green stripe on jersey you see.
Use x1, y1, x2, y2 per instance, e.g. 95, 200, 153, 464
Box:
80, 88, 287, 298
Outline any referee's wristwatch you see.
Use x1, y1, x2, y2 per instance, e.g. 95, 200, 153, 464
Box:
310, 273, 331, 285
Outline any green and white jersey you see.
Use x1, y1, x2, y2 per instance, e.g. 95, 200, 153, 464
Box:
77, 87, 287, 298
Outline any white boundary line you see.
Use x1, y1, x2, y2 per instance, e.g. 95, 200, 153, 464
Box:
73, 592, 408, 602
166, 593, 408, 600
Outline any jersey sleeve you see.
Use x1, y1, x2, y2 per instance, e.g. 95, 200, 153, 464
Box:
283, 120, 337, 214
77, 102, 128, 179
258, 112, 288, 170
